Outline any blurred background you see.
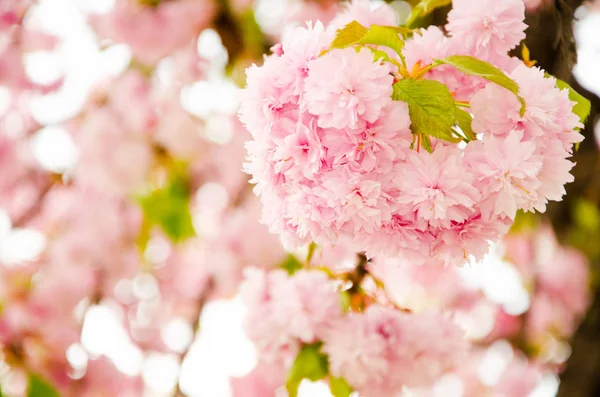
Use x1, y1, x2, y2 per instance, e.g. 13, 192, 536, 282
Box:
1, 0, 600, 396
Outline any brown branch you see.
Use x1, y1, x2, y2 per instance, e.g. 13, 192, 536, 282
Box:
11, 177, 54, 228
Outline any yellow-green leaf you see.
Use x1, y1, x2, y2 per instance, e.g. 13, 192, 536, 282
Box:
330, 377, 353, 397
392, 79, 458, 142
28, 374, 60, 397
330, 21, 405, 57
281, 254, 303, 275
286, 344, 329, 397
435, 55, 526, 116
406, 0, 452, 28
330, 21, 369, 49
455, 108, 477, 141
137, 164, 195, 243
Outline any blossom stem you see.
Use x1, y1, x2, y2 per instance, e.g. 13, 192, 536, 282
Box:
306, 242, 317, 266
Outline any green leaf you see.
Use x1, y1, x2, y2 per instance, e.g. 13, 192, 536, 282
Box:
286, 343, 329, 397
137, 164, 195, 243
554, 77, 591, 125
368, 47, 393, 64
28, 374, 60, 397
330, 377, 353, 397
435, 55, 526, 116
330, 21, 368, 49
574, 199, 600, 232
406, 0, 452, 28
455, 108, 477, 141
421, 133, 434, 152
330, 21, 405, 57
280, 254, 303, 275
392, 79, 458, 142
339, 290, 351, 313
508, 210, 539, 233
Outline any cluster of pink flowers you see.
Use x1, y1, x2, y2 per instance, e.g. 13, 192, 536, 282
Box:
238, 265, 467, 397
323, 306, 466, 397
241, 0, 583, 266
240, 268, 342, 364
503, 225, 591, 346
91, 0, 216, 66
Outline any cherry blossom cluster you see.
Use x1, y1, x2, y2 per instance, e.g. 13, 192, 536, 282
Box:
240, 0, 584, 266
238, 265, 467, 397
235, 221, 591, 397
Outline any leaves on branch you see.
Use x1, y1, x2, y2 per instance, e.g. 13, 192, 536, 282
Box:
286, 343, 329, 397
392, 79, 459, 144
455, 108, 478, 141
434, 55, 527, 116
28, 374, 60, 397
281, 254, 303, 275
329, 21, 405, 57
138, 163, 195, 246
330, 376, 353, 397
406, 0, 452, 28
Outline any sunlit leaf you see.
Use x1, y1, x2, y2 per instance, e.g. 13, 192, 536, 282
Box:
330, 21, 405, 56
392, 79, 458, 142
330, 377, 353, 397
406, 0, 452, 28
138, 163, 195, 244
28, 374, 60, 397
455, 108, 477, 141
435, 55, 526, 116
286, 343, 329, 397
281, 254, 303, 275
574, 199, 600, 232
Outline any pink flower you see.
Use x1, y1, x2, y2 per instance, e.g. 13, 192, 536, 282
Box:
446, 0, 527, 59
303, 47, 393, 129
397, 146, 480, 227
323, 306, 466, 396
73, 108, 153, 195
466, 132, 543, 219
273, 117, 326, 179
278, 21, 335, 97
470, 83, 522, 137
239, 58, 298, 139
240, 268, 341, 363
323, 101, 413, 174
92, 0, 216, 65
434, 213, 512, 263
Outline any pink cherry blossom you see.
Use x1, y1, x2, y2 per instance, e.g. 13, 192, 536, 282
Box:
446, 0, 527, 59
323, 306, 466, 396
465, 132, 543, 219
240, 268, 341, 364
91, 0, 216, 65
396, 145, 480, 227
303, 47, 393, 129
